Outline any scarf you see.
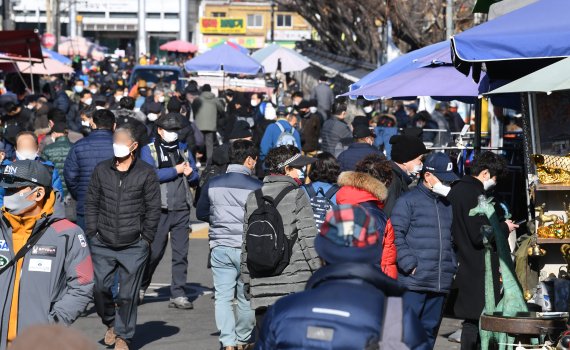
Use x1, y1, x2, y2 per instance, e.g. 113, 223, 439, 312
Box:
155, 138, 182, 169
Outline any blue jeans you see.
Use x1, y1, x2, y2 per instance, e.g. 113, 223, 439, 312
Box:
211, 246, 255, 347
403, 291, 446, 349
374, 127, 398, 159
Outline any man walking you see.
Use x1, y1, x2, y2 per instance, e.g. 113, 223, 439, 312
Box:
193, 84, 224, 165
86, 124, 161, 350
196, 140, 260, 350
310, 76, 334, 121
320, 101, 352, 157
0, 160, 93, 349
140, 113, 199, 309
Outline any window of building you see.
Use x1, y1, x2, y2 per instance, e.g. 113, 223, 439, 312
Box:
212, 12, 226, 18
79, 11, 106, 18
147, 13, 161, 19
247, 14, 263, 28
110, 12, 137, 19
276, 14, 292, 28
164, 13, 179, 19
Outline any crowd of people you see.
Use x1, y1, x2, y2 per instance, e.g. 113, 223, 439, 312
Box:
0, 60, 519, 350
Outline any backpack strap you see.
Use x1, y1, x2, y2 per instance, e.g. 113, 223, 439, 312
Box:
304, 184, 317, 198
264, 186, 297, 207
380, 296, 404, 342
276, 122, 285, 133
323, 185, 340, 200
254, 189, 265, 208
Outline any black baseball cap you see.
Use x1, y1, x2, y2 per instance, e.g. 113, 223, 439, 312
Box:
353, 124, 375, 139
0, 160, 53, 188
422, 153, 459, 182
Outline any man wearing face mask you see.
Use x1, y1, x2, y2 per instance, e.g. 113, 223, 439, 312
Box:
298, 100, 321, 157
392, 152, 458, 349
337, 119, 383, 172
0, 160, 94, 349
249, 93, 266, 125
383, 134, 428, 217
64, 109, 115, 230
447, 151, 518, 350
86, 124, 161, 350
0, 132, 64, 207
140, 113, 199, 310
67, 90, 93, 132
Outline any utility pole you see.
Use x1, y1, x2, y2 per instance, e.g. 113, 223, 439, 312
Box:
180, 0, 188, 41
138, 0, 147, 56
46, 0, 53, 34
270, 0, 275, 43
69, 0, 77, 37
53, 0, 60, 50
446, 0, 454, 39
2, 0, 14, 30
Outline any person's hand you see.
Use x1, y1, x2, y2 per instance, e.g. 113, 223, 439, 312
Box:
175, 163, 185, 174
183, 162, 193, 177
505, 220, 519, 232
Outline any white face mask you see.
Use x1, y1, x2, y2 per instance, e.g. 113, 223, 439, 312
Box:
90, 89, 98, 95
162, 130, 179, 143
158, 96, 165, 103
115, 95, 122, 103
309, 107, 318, 114
16, 150, 38, 161
4, 187, 39, 215
147, 113, 158, 122
251, 100, 259, 107
432, 182, 451, 197
26, 104, 34, 110
84, 98, 92, 106
74, 86, 84, 93
408, 163, 423, 176
113, 143, 133, 158
363, 106, 373, 114
483, 178, 496, 191
81, 120, 91, 128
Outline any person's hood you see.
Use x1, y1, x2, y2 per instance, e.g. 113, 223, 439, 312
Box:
337, 171, 388, 203
113, 109, 137, 119
200, 91, 216, 100
306, 262, 406, 295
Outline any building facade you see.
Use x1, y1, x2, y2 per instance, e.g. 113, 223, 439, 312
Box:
13, 0, 200, 56
197, 0, 311, 52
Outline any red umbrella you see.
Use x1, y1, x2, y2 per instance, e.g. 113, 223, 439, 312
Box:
160, 40, 198, 53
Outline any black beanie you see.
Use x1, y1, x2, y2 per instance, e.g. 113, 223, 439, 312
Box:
389, 134, 427, 164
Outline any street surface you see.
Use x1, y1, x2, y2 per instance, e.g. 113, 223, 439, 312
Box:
72, 222, 462, 349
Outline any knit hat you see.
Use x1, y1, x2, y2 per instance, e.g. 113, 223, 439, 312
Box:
229, 120, 252, 140
315, 205, 381, 264
156, 112, 183, 131
389, 134, 427, 164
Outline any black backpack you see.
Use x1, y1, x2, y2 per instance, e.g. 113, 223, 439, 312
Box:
246, 186, 296, 278
304, 184, 339, 230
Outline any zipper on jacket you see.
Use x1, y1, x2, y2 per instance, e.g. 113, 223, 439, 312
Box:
116, 176, 123, 239
435, 199, 442, 292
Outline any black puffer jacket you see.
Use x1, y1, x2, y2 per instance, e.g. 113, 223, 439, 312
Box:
85, 157, 161, 247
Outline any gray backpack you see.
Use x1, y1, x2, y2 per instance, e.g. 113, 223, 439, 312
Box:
276, 122, 299, 148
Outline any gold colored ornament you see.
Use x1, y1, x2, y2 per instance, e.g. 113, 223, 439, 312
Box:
532, 154, 570, 184
551, 221, 566, 239
537, 226, 553, 238
524, 290, 533, 301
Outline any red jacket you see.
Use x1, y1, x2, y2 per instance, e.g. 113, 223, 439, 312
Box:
336, 171, 398, 279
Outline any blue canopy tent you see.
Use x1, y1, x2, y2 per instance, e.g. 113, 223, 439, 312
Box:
348, 40, 450, 98
42, 47, 72, 65
451, 0, 570, 81
184, 44, 263, 75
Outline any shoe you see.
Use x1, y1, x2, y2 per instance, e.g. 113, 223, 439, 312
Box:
138, 289, 146, 305
237, 344, 254, 350
104, 327, 116, 346
114, 337, 129, 350
448, 328, 462, 343
168, 296, 194, 309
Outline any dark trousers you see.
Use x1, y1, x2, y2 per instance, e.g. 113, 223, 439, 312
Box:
141, 210, 190, 298
76, 214, 85, 231
461, 319, 480, 350
403, 291, 446, 349
204, 131, 215, 166
91, 236, 149, 341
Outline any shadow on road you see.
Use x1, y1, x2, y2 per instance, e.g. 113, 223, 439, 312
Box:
131, 321, 180, 349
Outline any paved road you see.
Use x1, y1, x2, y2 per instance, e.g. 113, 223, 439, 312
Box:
72, 222, 462, 349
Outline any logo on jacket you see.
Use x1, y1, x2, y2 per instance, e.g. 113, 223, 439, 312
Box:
0, 255, 8, 268
78, 234, 87, 248
31, 245, 57, 257
0, 240, 9, 251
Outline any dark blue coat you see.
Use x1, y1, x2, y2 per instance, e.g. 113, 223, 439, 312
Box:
392, 182, 457, 293
64, 129, 114, 216
256, 263, 430, 350
337, 142, 384, 172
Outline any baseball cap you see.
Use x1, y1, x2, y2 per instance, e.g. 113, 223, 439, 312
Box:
315, 204, 381, 264
422, 152, 459, 182
353, 123, 375, 139
0, 160, 53, 189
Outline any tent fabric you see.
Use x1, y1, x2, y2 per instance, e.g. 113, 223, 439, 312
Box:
184, 44, 263, 75
159, 40, 198, 53
42, 47, 72, 65
341, 64, 481, 101
486, 57, 570, 94
0, 58, 73, 75
348, 41, 450, 96
0, 31, 43, 61
252, 44, 310, 73
451, 0, 570, 80
58, 37, 106, 60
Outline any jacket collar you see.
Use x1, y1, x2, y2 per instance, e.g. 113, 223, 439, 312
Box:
347, 142, 375, 150
390, 161, 413, 185
337, 171, 388, 202
110, 156, 138, 173
90, 129, 113, 137
460, 175, 485, 192
263, 175, 299, 187
227, 164, 252, 176
306, 262, 407, 296
416, 180, 438, 199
